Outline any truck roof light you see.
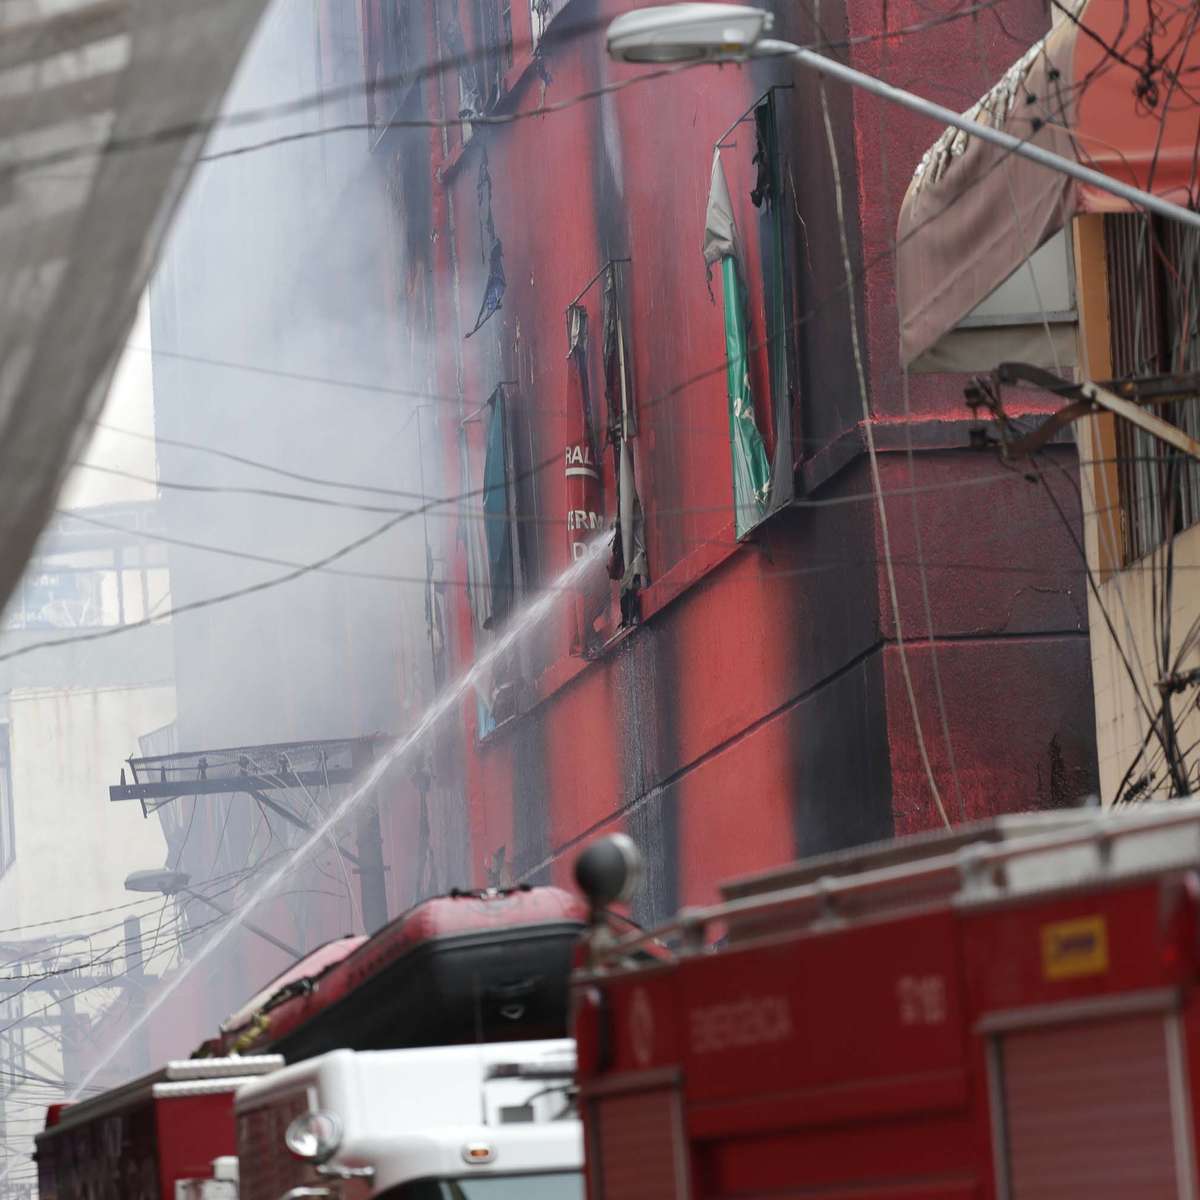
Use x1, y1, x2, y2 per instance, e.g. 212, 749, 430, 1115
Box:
285, 1111, 342, 1165
575, 834, 644, 910
462, 1142, 495, 1165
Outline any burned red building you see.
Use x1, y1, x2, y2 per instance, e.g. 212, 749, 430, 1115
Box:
362, 0, 1099, 920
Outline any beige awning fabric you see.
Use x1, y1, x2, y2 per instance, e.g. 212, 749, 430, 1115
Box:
0, 0, 269, 610
897, 1, 1200, 371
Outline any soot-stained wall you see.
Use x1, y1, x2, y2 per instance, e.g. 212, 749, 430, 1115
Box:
377, 0, 1098, 917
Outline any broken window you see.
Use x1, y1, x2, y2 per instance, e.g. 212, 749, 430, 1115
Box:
704, 90, 798, 538
473, 0, 512, 110
481, 383, 523, 629
560, 261, 647, 655
529, 0, 567, 48
564, 303, 608, 655
461, 383, 535, 734
1106, 213, 1200, 563
365, 0, 420, 135
603, 267, 648, 626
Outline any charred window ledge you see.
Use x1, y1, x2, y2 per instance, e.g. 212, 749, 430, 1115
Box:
475, 525, 748, 744
799, 413, 1077, 497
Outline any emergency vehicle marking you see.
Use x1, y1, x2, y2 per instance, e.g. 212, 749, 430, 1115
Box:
896, 975, 948, 1026
1041, 914, 1109, 980
689, 995, 793, 1054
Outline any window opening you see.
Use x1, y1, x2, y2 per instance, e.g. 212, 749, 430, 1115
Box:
462, 383, 531, 734
564, 303, 606, 655
603, 267, 648, 627
481, 384, 522, 629
1107, 212, 1200, 563
530, 0, 568, 49
706, 87, 798, 538
562, 260, 645, 653
473, 0, 512, 110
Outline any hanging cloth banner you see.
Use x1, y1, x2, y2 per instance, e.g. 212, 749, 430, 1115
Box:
703, 149, 771, 538
564, 305, 604, 562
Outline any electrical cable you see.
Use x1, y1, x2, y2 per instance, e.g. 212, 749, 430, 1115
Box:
2, 5, 1185, 1118
508, 4, 1194, 878
875, 9, 967, 823
815, 31, 950, 828
11, 2, 1013, 179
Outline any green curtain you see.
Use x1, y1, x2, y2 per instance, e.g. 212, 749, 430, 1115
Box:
482, 393, 513, 628
722, 255, 772, 536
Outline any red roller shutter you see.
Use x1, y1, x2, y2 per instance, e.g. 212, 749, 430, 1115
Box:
996, 1014, 1195, 1199
588, 1087, 688, 1200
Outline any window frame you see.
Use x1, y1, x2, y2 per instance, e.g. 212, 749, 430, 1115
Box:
712, 88, 799, 540
1105, 212, 1200, 564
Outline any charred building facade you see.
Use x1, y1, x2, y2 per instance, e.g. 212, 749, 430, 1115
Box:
365, 0, 1099, 921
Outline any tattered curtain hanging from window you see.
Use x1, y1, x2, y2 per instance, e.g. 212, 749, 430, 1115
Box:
468, 153, 506, 339
481, 385, 518, 628
461, 384, 523, 738
704, 148, 772, 537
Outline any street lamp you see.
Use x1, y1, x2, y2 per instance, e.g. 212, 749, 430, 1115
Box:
604, 3, 1200, 232
125, 868, 302, 959
606, 3, 770, 62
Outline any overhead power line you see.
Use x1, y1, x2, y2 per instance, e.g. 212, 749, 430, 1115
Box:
121, 344, 456, 405
14, 2, 1010, 177
7, 28, 1144, 676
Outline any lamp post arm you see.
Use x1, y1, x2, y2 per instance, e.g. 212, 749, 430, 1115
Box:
752, 38, 1200, 232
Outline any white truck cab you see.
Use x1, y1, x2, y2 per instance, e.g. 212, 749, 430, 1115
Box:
233, 1039, 582, 1200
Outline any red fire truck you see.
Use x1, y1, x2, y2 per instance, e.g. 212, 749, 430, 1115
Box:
35, 1056, 282, 1200
36, 884, 586, 1199
572, 805, 1200, 1200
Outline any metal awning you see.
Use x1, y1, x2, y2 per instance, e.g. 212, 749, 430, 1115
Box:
897, 2, 1200, 372
0, 0, 270, 612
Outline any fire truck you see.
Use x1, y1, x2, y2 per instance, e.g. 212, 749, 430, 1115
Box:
572, 805, 1200, 1200
35, 1056, 283, 1200
36, 885, 586, 1199
233, 1039, 583, 1200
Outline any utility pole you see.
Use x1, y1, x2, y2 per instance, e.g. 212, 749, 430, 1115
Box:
355, 801, 389, 932
123, 915, 150, 1076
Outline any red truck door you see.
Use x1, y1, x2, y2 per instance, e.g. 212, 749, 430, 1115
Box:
585, 1075, 689, 1200
987, 1009, 1196, 1199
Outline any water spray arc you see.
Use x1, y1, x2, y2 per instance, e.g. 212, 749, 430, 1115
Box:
70, 547, 600, 1097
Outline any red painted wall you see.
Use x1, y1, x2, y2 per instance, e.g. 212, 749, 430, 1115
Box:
373, 0, 1098, 922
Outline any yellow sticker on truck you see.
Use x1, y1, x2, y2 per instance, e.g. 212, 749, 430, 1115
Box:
1041, 915, 1109, 981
